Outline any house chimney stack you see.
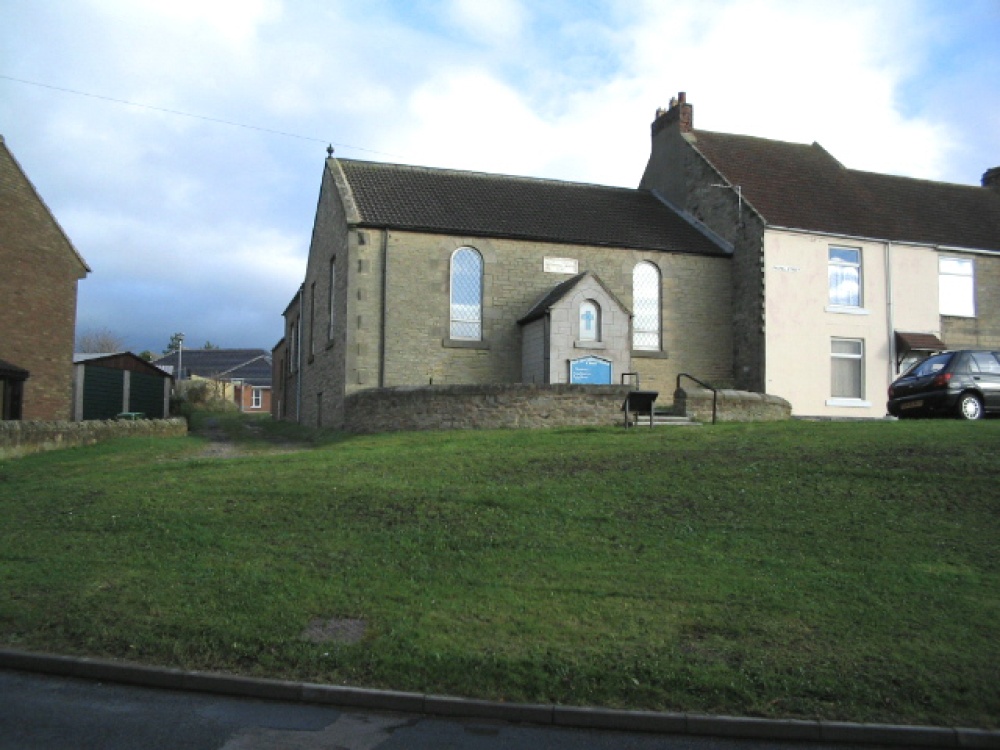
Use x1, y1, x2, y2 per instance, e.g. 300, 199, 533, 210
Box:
983, 167, 1000, 193
652, 91, 693, 136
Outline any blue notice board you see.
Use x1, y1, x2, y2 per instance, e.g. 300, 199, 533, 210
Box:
570, 356, 612, 384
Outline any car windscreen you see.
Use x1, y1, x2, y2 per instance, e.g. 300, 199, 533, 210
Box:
904, 352, 953, 378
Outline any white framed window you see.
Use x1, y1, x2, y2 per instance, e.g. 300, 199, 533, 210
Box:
830, 338, 866, 403
632, 261, 661, 350
939, 257, 975, 317
251, 388, 262, 409
450, 247, 483, 340
579, 300, 600, 342
829, 247, 861, 308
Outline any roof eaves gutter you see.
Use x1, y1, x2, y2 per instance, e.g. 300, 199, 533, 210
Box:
649, 190, 733, 255
767, 225, 1000, 256
348, 222, 731, 257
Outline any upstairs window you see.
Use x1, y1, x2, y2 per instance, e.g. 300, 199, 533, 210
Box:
632, 261, 661, 350
579, 300, 601, 342
450, 247, 483, 340
939, 257, 975, 317
829, 247, 861, 308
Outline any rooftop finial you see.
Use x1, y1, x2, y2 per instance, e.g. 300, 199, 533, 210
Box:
326, 144, 334, 158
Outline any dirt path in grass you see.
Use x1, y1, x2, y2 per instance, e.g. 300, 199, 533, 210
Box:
194, 418, 301, 459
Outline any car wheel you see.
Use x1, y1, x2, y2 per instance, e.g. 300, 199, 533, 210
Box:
957, 393, 983, 420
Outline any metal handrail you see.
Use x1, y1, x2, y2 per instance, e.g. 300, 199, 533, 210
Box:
621, 372, 640, 389
676, 373, 718, 425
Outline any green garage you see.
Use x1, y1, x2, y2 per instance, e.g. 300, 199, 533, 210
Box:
73, 353, 172, 421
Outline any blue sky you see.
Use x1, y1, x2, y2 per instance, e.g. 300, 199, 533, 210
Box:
2, 0, 998, 354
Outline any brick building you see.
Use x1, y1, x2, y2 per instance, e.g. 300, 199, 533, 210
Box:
154, 348, 272, 414
1, 135, 90, 420
276, 96, 1000, 426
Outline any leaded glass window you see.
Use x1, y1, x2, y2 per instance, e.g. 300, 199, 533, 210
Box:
450, 247, 483, 340
579, 300, 600, 342
633, 262, 660, 350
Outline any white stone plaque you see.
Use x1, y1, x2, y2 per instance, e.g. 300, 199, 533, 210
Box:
544, 257, 579, 274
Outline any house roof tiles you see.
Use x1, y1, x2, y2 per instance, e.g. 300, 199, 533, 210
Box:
153, 349, 272, 387
336, 159, 728, 256
689, 130, 1000, 252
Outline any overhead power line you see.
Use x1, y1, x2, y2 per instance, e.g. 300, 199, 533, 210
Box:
0, 73, 395, 157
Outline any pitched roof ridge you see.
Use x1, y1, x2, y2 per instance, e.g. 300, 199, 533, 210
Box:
338, 157, 634, 192
0, 135, 92, 274
693, 128, 815, 148
847, 166, 995, 192
216, 353, 272, 378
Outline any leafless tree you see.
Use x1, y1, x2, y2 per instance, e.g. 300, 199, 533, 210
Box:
76, 327, 128, 353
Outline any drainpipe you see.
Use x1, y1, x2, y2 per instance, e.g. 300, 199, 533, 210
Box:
884, 242, 896, 380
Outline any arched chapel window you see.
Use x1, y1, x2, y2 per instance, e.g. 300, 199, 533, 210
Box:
579, 300, 600, 342
450, 247, 483, 340
633, 261, 661, 350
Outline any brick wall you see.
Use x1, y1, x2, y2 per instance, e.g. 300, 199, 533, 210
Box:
0, 137, 89, 421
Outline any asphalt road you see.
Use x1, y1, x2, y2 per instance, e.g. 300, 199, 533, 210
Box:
0, 669, 888, 750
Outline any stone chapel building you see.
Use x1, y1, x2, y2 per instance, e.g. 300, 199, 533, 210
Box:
274, 94, 1000, 427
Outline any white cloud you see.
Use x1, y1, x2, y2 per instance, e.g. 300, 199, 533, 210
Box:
444, 0, 528, 43
3, 0, 997, 352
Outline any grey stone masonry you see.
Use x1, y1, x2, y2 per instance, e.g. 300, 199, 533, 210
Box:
343, 384, 635, 433
674, 387, 791, 423
0, 418, 188, 459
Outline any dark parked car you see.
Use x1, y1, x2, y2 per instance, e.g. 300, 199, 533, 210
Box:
887, 349, 1000, 420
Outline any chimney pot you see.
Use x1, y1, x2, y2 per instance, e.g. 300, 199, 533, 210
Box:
651, 91, 694, 136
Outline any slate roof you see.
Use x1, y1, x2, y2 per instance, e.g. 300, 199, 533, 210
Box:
74, 352, 173, 377
689, 130, 1000, 252
153, 348, 272, 387
336, 159, 728, 256
518, 271, 629, 325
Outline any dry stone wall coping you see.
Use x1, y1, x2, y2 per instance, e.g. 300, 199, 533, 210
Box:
0, 418, 188, 459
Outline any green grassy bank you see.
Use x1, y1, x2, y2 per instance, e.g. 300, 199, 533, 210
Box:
1, 414, 997, 728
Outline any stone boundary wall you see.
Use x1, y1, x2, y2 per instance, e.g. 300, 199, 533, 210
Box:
0, 418, 188, 459
674, 387, 791, 423
344, 384, 636, 434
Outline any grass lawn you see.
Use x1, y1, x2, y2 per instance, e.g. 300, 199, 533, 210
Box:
1, 413, 998, 728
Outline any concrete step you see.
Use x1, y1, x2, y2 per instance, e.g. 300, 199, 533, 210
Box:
625, 414, 701, 427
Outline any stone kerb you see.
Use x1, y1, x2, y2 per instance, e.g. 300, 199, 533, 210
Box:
343, 384, 634, 434
0, 418, 188, 459
674, 387, 791, 423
